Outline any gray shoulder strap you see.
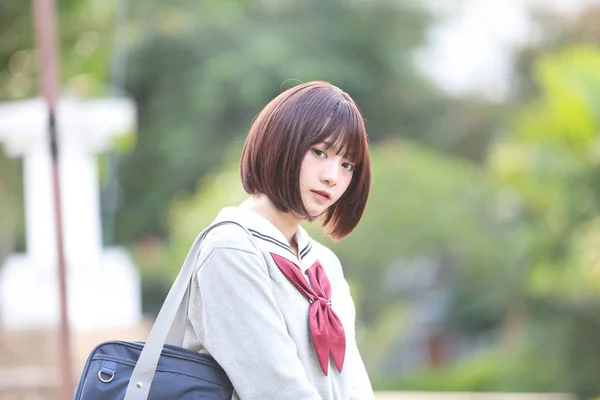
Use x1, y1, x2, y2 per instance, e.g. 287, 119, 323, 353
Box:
124, 221, 259, 399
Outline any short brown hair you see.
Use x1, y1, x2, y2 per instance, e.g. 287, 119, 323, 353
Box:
240, 81, 371, 241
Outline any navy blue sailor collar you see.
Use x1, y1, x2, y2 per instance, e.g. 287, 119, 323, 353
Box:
214, 206, 316, 272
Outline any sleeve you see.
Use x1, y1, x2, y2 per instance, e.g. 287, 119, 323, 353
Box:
348, 339, 375, 400
329, 249, 375, 400
188, 236, 323, 400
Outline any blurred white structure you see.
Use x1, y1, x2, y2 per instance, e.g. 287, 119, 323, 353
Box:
0, 97, 141, 331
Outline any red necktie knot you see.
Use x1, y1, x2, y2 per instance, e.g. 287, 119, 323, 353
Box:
312, 297, 332, 306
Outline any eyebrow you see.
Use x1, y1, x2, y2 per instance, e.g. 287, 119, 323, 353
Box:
317, 141, 356, 162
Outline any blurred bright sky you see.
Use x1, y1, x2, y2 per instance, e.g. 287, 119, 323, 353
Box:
418, 0, 600, 101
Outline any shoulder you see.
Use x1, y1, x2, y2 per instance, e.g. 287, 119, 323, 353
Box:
310, 239, 338, 263
310, 239, 354, 302
202, 222, 260, 255
310, 238, 345, 277
194, 223, 269, 278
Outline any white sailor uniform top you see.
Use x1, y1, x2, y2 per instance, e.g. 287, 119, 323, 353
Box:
182, 206, 374, 400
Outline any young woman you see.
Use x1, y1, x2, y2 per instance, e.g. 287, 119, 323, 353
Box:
182, 81, 374, 399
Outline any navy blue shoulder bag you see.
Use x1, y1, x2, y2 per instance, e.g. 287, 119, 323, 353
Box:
74, 221, 250, 399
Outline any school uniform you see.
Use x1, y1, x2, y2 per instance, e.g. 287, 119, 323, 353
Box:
182, 205, 374, 399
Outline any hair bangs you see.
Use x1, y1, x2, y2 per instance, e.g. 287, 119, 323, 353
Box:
313, 99, 366, 166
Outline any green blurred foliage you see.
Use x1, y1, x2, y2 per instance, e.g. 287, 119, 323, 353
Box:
0, 0, 502, 246
385, 343, 562, 393
114, 0, 500, 243
489, 45, 600, 398
376, 10, 600, 397
0, 0, 115, 99
513, 7, 600, 103
401, 44, 600, 398
0, 153, 23, 260
488, 45, 600, 305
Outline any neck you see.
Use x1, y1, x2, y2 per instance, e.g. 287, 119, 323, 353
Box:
240, 194, 302, 249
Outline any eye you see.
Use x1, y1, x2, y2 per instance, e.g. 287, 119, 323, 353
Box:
342, 162, 355, 172
312, 148, 326, 158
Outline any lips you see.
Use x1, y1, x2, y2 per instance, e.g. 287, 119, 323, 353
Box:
311, 190, 331, 200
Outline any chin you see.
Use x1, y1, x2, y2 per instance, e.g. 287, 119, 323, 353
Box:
304, 206, 328, 219
305, 210, 321, 219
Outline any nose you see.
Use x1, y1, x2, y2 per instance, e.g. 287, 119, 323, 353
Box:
321, 161, 338, 186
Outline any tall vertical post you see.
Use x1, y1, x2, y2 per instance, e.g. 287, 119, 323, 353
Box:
31, 0, 74, 398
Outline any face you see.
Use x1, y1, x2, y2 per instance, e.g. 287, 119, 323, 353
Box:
298, 142, 355, 218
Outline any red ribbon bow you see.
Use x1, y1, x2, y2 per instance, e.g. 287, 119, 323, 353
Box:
271, 253, 346, 375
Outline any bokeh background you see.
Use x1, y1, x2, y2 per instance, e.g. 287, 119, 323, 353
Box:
2, 0, 600, 398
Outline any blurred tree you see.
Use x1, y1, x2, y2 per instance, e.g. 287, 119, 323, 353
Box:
488, 44, 600, 398
115, 0, 503, 243
513, 6, 600, 102
0, 154, 23, 260
0, 0, 116, 100
0, 0, 504, 246
376, 43, 600, 398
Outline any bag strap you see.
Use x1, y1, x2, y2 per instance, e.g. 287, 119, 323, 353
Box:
124, 220, 258, 400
